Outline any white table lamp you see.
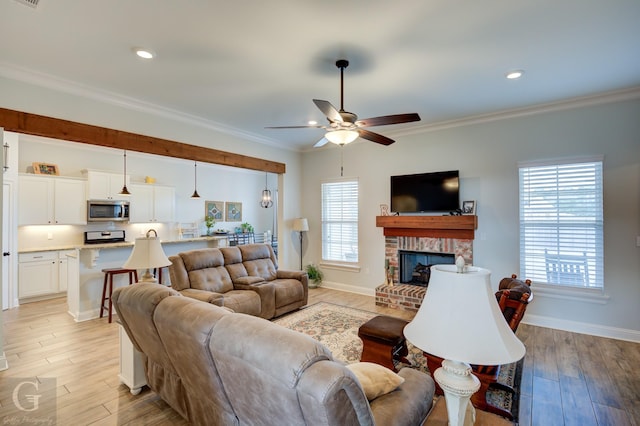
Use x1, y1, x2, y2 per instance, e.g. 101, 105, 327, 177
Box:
403, 264, 525, 426
123, 229, 171, 283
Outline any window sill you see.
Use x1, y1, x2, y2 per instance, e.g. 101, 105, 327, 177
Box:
319, 261, 360, 273
530, 283, 610, 304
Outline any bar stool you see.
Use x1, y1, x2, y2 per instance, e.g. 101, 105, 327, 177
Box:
152, 266, 167, 284
100, 267, 138, 323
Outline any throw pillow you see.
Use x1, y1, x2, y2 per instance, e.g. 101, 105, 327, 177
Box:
346, 362, 405, 400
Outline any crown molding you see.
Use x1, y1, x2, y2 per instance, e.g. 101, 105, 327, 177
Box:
0, 63, 290, 150
399, 86, 640, 136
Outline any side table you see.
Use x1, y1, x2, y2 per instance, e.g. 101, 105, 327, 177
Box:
118, 324, 147, 395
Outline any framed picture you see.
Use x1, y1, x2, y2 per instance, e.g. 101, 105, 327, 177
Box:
462, 200, 476, 215
225, 201, 242, 222
33, 162, 59, 175
205, 200, 224, 221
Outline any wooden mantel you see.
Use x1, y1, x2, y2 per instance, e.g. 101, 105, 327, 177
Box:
376, 215, 478, 239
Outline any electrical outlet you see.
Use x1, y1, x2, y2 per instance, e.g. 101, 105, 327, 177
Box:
47, 232, 53, 240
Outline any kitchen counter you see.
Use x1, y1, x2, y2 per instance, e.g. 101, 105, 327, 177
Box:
18, 235, 229, 254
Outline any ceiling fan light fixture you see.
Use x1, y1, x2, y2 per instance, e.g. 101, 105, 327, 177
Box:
325, 129, 359, 145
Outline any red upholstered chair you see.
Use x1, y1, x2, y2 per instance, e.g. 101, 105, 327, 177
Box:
424, 274, 532, 420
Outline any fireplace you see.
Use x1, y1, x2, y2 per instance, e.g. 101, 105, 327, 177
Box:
375, 215, 476, 312
399, 250, 455, 286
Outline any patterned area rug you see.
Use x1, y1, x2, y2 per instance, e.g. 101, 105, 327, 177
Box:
274, 302, 522, 422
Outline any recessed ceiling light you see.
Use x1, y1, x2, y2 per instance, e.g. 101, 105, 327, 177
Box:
505, 70, 524, 80
308, 120, 318, 125
133, 48, 154, 59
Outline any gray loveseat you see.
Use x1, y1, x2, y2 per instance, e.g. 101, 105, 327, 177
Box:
113, 283, 435, 426
168, 243, 307, 319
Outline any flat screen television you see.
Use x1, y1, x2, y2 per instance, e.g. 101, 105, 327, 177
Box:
390, 170, 460, 213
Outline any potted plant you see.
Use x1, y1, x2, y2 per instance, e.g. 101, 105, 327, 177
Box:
205, 216, 216, 236
240, 222, 254, 233
305, 264, 324, 289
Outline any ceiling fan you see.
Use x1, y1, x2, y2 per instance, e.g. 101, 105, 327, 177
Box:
266, 59, 421, 147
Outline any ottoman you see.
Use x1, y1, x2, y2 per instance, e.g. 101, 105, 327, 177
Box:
358, 315, 409, 372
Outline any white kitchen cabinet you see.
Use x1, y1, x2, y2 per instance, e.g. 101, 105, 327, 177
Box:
18, 175, 87, 225
57, 249, 77, 292
18, 249, 78, 300
84, 170, 129, 200
18, 251, 58, 299
129, 183, 175, 223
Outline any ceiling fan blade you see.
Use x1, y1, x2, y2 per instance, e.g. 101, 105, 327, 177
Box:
358, 129, 395, 146
313, 137, 329, 148
313, 99, 343, 122
356, 113, 421, 127
265, 125, 324, 129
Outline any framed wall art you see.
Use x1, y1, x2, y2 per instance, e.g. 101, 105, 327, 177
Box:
205, 200, 224, 221
33, 162, 60, 175
225, 201, 242, 222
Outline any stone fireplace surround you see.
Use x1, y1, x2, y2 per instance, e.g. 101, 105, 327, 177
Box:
375, 215, 477, 313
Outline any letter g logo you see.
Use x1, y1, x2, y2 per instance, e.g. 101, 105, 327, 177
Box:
12, 380, 41, 412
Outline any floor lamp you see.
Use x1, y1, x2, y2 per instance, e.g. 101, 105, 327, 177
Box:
292, 218, 309, 270
404, 264, 525, 426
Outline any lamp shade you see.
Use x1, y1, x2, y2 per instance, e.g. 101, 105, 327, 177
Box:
404, 265, 525, 366
123, 235, 171, 270
325, 129, 359, 145
292, 218, 309, 232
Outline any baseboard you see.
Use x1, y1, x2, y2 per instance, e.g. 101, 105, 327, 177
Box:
69, 308, 100, 323
0, 352, 8, 371
321, 281, 375, 297
522, 313, 640, 343
319, 284, 640, 343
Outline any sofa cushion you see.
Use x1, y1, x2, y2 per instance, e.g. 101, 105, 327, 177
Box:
188, 266, 234, 293
244, 258, 277, 281
220, 290, 261, 316
346, 362, 405, 401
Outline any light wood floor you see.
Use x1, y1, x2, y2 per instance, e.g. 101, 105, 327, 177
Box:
1, 288, 639, 425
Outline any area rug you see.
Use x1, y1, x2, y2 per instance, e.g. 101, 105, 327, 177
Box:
273, 302, 522, 422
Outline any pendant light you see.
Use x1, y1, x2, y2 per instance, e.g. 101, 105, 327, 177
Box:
260, 172, 272, 208
191, 161, 200, 198
119, 150, 131, 195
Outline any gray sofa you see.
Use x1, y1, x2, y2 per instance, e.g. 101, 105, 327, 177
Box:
113, 283, 436, 426
168, 243, 307, 319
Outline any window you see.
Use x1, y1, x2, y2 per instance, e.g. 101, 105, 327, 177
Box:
519, 158, 603, 289
321, 178, 358, 263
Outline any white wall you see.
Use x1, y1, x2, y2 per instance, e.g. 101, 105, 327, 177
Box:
301, 96, 640, 341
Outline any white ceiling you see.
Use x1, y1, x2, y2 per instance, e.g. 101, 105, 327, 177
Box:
1, 0, 639, 151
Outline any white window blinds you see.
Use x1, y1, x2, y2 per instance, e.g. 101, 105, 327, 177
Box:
321, 178, 358, 263
519, 159, 603, 289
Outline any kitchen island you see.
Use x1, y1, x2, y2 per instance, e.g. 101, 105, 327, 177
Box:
19, 235, 229, 322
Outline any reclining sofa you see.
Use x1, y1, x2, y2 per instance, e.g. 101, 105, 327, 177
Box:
113, 283, 435, 426
168, 243, 307, 319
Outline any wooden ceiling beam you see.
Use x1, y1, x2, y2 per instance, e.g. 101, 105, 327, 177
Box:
0, 107, 286, 174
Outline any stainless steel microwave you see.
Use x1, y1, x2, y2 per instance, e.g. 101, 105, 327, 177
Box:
87, 200, 130, 222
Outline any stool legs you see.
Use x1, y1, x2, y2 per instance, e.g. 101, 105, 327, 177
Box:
100, 268, 138, 323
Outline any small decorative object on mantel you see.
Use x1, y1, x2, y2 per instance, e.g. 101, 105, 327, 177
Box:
384, 258, 390, 285
462, 200, 476, 215
380, 204, 390, 216
32, 162, 59, 175
455, 255, 466, 273
388, 266, 395, 286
